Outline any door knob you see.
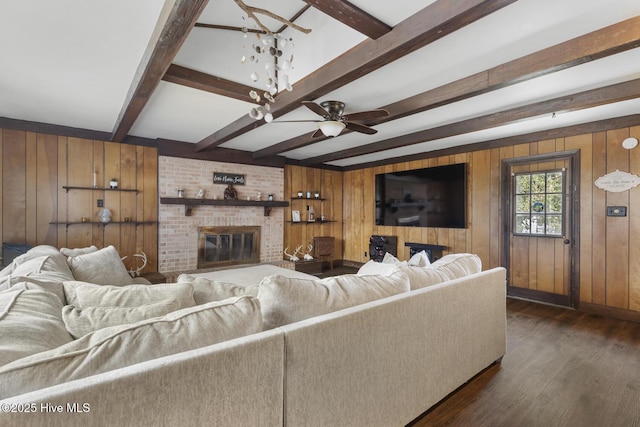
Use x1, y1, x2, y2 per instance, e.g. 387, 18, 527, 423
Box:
563, 238, 571, 245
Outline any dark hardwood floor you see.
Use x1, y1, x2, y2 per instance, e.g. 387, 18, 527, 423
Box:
411, 298, 640, 427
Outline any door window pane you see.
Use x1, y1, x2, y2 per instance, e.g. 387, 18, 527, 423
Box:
513, 170, 565, 237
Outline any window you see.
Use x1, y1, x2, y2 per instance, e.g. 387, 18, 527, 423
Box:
513, 170, 564, 236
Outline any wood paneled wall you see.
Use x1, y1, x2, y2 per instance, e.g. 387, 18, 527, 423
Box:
342, 125, 640, 316
0, 128, 158, 273
284, 165, 343, 262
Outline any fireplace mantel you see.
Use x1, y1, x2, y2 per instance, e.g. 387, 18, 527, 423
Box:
160, 197, 289, 216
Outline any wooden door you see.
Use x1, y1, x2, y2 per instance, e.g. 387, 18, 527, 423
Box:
502, 152, 579, 307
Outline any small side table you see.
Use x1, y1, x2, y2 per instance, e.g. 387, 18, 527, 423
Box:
141, 272, 167, 284
294, 259, 324, 276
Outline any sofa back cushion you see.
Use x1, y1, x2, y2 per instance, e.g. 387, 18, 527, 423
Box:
430, 253, 482, 278
64, 281, 196, 309
11, 245, 61, 268
0, 250, 75, 302
60, 245, 98, 257
0, 296, 263, 399
66, 245, 133, 286
400, 253, 483, 290
258, 271, 410, 329
178, 274, 260, 305
397, 265, 453, 290
62, 299, 181, 338
0, 289, 73, 367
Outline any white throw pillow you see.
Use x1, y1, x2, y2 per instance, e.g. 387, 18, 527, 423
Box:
258, 271, 410, 329
356, 260, 398, 276
0, 290, 73, 367
0, 296, 262, 399
65, 281, 196, 309
178, 274, 259, 304
66, 245, 133, 286
62, 299, 181, 338
408, 250, 431, 267
60, 245, 98, 257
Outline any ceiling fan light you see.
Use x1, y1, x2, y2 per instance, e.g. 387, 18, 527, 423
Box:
318, 121, 346, 137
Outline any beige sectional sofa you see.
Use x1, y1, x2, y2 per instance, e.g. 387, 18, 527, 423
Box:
0, 245, 506, 426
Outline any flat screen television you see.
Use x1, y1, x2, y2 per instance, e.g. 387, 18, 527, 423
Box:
375, 163, 467, 228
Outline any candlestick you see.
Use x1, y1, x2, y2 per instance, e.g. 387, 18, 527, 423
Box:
92, 170, 97, 188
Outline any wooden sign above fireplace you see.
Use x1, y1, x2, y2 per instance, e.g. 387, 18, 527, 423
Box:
213, 173, 245, 185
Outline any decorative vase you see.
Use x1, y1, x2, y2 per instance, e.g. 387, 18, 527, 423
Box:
98, 208, 112, 224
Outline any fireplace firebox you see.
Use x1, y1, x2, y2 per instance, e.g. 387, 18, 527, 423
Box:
197, 226, 260, 269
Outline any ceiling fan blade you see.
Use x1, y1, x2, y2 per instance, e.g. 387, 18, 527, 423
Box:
311, 128, 324, 138
343, 109, 389, 121
271, 120, 322, 123
302, 101, 329, 118
345, 121, 377, 135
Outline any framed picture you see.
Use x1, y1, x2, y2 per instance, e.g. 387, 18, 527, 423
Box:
292, 210, 301, 222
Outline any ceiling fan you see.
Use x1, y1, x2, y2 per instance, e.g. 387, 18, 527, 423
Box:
276, 101, 389, 138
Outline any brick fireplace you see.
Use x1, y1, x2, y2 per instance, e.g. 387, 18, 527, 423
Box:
158, 156, 284, 273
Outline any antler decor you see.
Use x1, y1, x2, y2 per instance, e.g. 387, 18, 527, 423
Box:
303, 243, 314, 260
233, 0, 311, 35
283, 247, 300, 262
121, 252, 148, 277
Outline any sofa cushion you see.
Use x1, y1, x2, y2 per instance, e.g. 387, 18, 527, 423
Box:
178, 274, 259, 304
397, 264, 453, 290
430, 253, 482, 278
11, 245, 61, 269
62, 299, 181, 338
66, 245, 133, 286
1, 253, 74, 303
401, 253, 483, 290
408, 250, 431, 267
3, 277, 66, 304
13, 253, 74, 280
382, 252, 406, 266
356, 260, 398, 277
0, 296, 263, 399
60, 245, 98, 257
258, 271, 410, 329
64, 281, 196, 309
0, 289, 73, 367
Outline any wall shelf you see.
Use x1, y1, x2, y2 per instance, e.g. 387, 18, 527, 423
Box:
50, 221, 157, 228
288, 220, 337, 224
160, 197, 289, 217
62, 186, 138, 193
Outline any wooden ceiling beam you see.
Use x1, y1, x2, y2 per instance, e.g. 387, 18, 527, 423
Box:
195, 0, 518, 152
111, 0, 209, 142
303, 0, 391, 39
162, 64, 260, 103
300, 78, 640, 165
253, 15, 640, 159
341, 115, 640, 171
